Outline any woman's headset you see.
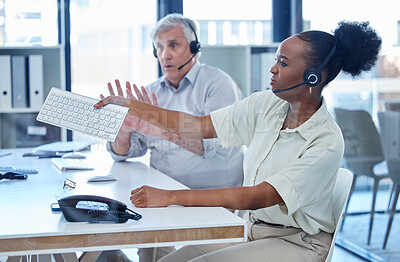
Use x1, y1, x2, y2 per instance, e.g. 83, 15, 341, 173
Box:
303, 40, 337, 87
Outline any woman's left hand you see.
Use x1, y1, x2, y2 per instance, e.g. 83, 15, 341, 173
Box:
130, 186, 172, 207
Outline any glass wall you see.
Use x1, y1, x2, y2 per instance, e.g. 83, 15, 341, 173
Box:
69, 0, 157, 98
0, 0, 58, 47
184, 0, 272, 46
303, 0, 400, 118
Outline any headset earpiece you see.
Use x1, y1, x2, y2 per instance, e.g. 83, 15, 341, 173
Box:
152, 43, 158, 58
190, 40, 201, 55
187, 21, 201, 55
303, 69, 321, 87
303, 39, 337, 88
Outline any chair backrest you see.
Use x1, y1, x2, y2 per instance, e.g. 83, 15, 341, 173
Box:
385, 101, 400, 112
325, 168, 354, 262
334, 108, 384, 176
378, 111, 400, 184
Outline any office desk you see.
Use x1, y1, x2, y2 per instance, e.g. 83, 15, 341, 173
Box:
0, 148, 246, 257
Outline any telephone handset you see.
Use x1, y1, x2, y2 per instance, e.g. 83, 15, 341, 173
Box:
58, 195, 142, 223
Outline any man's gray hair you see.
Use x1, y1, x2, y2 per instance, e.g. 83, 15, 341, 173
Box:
150, 13, 198, 45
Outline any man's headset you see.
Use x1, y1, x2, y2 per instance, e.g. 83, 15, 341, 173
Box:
153, 20, 201, 70
273, 39, 337, 94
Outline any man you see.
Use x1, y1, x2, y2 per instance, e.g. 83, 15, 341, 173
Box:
100, 13, 244, 262
108, 13, 244, 190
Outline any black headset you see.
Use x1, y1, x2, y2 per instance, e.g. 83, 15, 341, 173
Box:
153, 20, 201, 58
303, 40, 337, 87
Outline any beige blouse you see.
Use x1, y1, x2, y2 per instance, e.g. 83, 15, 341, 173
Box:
211, 90, 344, 235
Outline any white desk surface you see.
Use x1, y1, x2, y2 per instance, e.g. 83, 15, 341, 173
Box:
0, 147, 246, 256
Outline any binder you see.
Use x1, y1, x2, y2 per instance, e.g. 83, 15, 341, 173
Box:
28, 55, 44, 109
0, 55, 12, 110
11, 56, 28, 108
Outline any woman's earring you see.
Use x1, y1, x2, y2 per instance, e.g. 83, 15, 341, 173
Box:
309, 86, 312, 94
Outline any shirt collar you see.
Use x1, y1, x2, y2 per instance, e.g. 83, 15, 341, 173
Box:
184, 61, 200, 86
280, 98, 329, 140
160, 61, 200, 91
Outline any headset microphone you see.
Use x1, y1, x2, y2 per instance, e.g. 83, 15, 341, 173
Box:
272, 81, 306, 94
178, 53, 196, 70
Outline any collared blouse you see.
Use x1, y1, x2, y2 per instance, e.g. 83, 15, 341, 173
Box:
211, 90, 344, 235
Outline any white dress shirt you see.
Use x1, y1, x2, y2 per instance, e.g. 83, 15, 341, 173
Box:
211, 90, 344, 235
107, 62, 244, 189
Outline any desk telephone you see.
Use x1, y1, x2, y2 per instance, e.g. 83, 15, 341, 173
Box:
58, 195, 142, 223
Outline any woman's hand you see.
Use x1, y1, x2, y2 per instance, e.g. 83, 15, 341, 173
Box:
100, 80, 151, 133
130, 186, 172, 207
95, 83, 216, 140
100, 80, 166, 138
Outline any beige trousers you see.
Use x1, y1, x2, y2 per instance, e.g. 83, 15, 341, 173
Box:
159, 212, 332, 262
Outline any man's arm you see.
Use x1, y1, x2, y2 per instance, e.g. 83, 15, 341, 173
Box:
110, 130, 132, 155
104, 80, 149, 157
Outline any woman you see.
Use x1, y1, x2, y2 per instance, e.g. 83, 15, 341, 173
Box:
95, 21, 381, 261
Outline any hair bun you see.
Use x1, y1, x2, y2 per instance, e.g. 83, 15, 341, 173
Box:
334, 21, 382, 77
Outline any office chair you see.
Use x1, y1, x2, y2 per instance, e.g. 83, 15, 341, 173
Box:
377, 111, 400, 249
385, 101, 400, 112
325, 168, 353, 262
334, 108, 389, 245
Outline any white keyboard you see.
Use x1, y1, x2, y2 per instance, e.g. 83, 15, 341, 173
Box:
51, 158, 94, 171
37, 88, 129, 142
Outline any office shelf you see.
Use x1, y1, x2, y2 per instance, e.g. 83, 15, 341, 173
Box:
0, 45, 65, 148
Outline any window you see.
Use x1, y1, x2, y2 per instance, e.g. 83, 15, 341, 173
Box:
70, 0, 157, 98
303, 0, 400, 117
0, 0, 58, 46
183, 0, 272, 46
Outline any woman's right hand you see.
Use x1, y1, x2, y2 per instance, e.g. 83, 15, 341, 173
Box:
130, 185, 172, 207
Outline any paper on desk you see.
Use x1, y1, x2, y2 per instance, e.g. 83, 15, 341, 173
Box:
33, 140, 97, 153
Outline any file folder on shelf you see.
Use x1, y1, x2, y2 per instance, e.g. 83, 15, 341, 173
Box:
28, 55, 44, 110
11, 56, 28, 108
0, 55, 12, 110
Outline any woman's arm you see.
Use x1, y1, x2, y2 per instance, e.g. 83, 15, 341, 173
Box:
130, 182, 283, 210
94, 95, 217, 139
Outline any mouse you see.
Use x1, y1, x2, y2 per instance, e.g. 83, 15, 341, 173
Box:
61, 152, 87, 159
87, 175, 117, 182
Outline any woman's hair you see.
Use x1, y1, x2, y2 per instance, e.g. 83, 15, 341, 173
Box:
150, 13, 198, 45
297, 21, 382, 87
